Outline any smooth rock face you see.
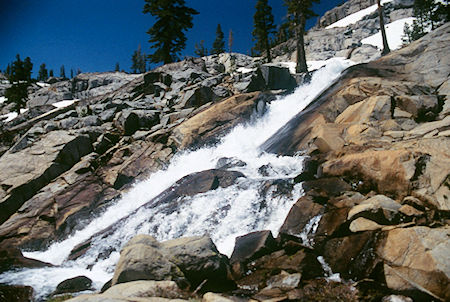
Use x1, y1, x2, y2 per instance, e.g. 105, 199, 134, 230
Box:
377, 226, 450, 301
169, 92, 269, 149
0, 131, 93, 224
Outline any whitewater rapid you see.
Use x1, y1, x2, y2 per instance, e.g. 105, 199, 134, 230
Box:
0, 58, 352, 299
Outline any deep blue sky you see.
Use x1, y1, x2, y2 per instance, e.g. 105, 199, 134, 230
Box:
0, 0, 342, 75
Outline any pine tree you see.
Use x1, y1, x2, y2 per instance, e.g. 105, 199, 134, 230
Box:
228, 29, 234, 53
71, 69, 74, 78
194, 40, 208, 57
211, 24, 225, 55
143, 0, 199, 64
6, 64, 11, 78
60, 65, 66, 79
252, 0, 276, 63
23, 57, 33, 81
377, 0, 390, 55
402, 0, 448, 44
284, 0, 319, 73
5, 55, 33, 114
77, 68, 81, 75
131, 45, 147, 73
115, 62, 120, 72
38, 63, 48, 81
49, 69, 54, 77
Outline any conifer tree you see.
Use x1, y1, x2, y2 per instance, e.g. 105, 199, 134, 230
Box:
252, 0, 276, 62
143, 0, 199, 64
71, 69, 74, 78
194, 40, 208, 57
377, 0, 390, 55
403, 0, 449, 44
49, 69, 54, 77
5, 55, 33, 114
60, 65, 66, 79
38, 63, 48, 81
115, 62, 120, 72
23, 57, 33, 81
284, 0, 319, 73
211, 24, 225, 55
228, 29, 234, 53
131, 45, 147, 73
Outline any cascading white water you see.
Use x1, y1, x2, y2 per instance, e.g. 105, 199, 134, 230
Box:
0, 58, 353, 299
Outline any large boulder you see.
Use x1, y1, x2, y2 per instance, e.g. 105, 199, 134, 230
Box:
322, 149, 418, 197
259, 64, 297, 91
162, 236, 235, 292
112, 235, 234, 292
169, 92, 270, 149
65, 280, 188, 302
377, 226, 450, 301
111, 235, 187, 288
54, 276, 93, 295
230, 231, 277, 265
114, 109, 159, 136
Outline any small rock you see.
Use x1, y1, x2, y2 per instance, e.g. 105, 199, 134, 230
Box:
398, 204, 423, 216
265, 271, 301, 290
347, 195, 402, 222
393, 108, 412, 119
349, 217, 383, 232
54, 276, 92, 294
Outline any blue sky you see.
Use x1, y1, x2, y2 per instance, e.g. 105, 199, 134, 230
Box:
0, 0, 342, 75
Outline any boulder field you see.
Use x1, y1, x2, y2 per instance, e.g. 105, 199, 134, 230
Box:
0, 16, 449, 302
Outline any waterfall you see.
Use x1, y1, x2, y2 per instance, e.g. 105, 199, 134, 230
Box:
0, 58, 352, 299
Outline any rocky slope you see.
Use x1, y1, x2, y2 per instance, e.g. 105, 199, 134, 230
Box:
272, 0, 414, 63
0, 2, 448, 301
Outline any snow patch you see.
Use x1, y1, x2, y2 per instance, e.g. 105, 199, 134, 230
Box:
236, 67, 256, 74
37, 82, 50, 88
0, 96, 6, 104
326, 0, 394, 29
0, 108, 28, 123
52, 100, 77, 108
361, 17, 415, 50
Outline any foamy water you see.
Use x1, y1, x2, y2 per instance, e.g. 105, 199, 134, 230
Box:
0, 58, 352, 300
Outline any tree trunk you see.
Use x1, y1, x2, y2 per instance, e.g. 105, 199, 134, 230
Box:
265, 32, 272, 63
377, 0, 391, 55
296, 13, 308, 73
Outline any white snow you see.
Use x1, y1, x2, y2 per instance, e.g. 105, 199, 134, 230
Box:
37, 82, 50, 88
326, 0, 394, 29
0, 96, 6, 104
0, 108, 28, 123
236, 67, 256, 74
52, 99, 77, 108
361, 17, 415, 50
